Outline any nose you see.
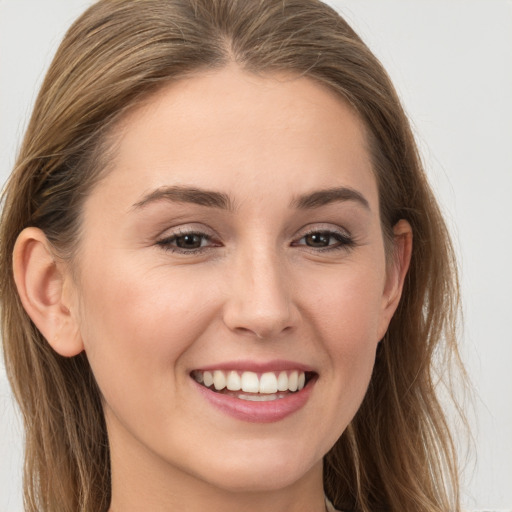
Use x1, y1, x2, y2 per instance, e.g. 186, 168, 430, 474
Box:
222, 246, 298, 340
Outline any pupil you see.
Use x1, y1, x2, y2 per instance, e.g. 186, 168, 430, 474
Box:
306, 233, 330, 247
177, 234, 201, 248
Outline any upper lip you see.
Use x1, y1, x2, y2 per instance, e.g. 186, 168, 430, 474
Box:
192, 359, 316, 374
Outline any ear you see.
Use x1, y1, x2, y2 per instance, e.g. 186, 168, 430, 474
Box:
377, 219, 413, 340
12, 227, 84, 357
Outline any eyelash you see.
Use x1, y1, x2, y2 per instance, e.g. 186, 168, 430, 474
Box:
156, 228, 354, 254
156, 230, 218, 254
292, 229, 355, 252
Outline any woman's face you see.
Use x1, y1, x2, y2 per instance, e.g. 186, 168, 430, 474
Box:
68, 66, 403, 496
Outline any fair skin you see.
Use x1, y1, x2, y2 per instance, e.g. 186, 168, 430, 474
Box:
13, 65, 412, 512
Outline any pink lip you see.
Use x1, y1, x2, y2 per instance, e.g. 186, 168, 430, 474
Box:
192, 374, 317, 424
194, 359, 315, 373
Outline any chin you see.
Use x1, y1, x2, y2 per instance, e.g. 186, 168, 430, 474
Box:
187, 446, 321, 493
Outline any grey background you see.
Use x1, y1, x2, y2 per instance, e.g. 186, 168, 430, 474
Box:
1, 1, 511, 510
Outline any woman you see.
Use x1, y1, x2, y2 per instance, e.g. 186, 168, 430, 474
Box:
0, 1, 465, 511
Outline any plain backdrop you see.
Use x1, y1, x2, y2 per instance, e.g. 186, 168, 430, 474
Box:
1, 1, 511, 511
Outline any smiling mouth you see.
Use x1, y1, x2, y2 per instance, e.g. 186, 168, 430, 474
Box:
191, 369, 316, 401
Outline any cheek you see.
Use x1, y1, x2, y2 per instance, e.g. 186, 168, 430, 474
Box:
75, 256, 219, 410
299, 261, 385, 407
303, 261, 386, 347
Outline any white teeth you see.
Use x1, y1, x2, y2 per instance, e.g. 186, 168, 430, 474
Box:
237, 393, 281, 401
203, 371, 213, 387
241, 371, 259, 393
213, 370, 226, 391
277, 371, 289, 392
288, 370, 299, 392
194, 369, 309, 394
259, 372, 278, 394
226, 371, 241, 391
297, 372, 305, 391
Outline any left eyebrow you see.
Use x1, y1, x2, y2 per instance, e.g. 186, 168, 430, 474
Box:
291, 187, 371, 211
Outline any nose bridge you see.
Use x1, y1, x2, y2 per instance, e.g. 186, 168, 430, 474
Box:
223, 237, 295, 338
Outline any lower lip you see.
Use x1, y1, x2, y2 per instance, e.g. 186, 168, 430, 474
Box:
193, 378, 315, 423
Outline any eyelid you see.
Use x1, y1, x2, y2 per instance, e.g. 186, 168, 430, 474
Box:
155, 221, 216, 238
294, 223, 352, 239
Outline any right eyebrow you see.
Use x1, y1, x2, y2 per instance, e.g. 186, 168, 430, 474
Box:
131, 185, 235, 211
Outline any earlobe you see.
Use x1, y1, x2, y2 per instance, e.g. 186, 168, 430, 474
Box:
13, 227, 84, 357
378, 219, 413, 339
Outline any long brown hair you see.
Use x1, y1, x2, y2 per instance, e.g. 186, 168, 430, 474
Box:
0, 1, 465, 510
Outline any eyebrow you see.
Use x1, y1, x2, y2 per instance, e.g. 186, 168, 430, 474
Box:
132, 185, 234, 211
132, 184, 370, 212
291, 187, 370, 210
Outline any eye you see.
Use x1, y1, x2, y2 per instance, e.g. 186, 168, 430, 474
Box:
173, 233, 208, 249
293, 229, 354, 251
156, 230, 218, 253
304, 232, 334, 248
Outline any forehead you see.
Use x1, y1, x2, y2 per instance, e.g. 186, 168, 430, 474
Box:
93, 65, 377, 210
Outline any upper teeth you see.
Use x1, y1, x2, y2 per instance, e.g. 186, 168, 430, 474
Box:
193, 370, 306, 394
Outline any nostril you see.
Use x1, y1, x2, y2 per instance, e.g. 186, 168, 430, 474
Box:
233, 324, 293, 340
